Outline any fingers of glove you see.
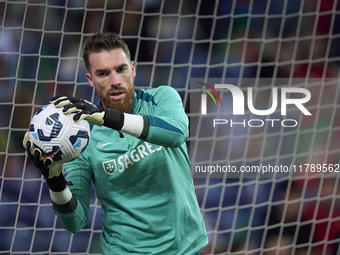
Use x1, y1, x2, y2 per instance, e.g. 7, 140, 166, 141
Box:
54, 99, 73, 108
73, 112, 84, 122
23, 131, 30, 149
73, 112, 103, 125
25, 140, 35, 162
44, 157, 53, 168
82, 112, 105, 126
33, 148, 45, 169
63, 104, 82, 115
73, 112, 95, 123
50, 95, 79, 103
50, 95, 68, 105
44, 157, 58, 172
50, 95, 65, 102
23, 132, 35, 161
50, 96, 79, 108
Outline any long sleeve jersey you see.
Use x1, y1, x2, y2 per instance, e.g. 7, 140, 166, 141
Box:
53, 86, 208, 255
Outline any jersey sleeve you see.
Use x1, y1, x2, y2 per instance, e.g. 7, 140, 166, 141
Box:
52, 153, 92, 233
140, 86, 189, 148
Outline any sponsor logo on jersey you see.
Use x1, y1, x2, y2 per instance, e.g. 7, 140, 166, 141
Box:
102, 141, 163, 175
98, 141, 113, 147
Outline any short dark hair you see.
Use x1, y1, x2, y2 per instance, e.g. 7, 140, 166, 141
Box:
83, 32, 131, 71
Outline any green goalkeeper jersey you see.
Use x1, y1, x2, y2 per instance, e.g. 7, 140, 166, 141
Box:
54, 86, 208, 255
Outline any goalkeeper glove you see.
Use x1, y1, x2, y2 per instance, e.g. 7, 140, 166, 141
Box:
50, 96, 124, 130
23, 132, 66, 192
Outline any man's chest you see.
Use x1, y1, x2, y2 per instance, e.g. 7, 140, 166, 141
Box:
89, 130, 163, 176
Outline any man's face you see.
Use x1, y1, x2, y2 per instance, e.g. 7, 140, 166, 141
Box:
86, 48, 136, 113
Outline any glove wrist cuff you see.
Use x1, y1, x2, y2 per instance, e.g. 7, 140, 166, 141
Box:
103, 109, 124, 130
45, 174, 67, 192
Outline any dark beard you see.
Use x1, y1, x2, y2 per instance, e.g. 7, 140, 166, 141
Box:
101, 85, 135, 113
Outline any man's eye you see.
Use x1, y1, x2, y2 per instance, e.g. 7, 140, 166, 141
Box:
117, 67, 127, 73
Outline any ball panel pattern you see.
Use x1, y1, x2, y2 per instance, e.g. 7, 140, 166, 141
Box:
29, 104, 90, 163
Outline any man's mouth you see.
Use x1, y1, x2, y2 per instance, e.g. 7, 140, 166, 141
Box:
110, 90, 125, 101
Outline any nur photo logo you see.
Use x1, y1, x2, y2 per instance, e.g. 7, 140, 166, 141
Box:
198, 82, 223, 115
193, 78, 312, 128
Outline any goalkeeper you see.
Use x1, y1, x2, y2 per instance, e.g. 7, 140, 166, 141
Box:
23, 32, 208, 255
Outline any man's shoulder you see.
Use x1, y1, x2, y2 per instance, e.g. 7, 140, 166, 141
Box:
135, 86, 178, 101
132, 86, 182, 114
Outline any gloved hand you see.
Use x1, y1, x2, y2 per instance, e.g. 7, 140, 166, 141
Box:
23, 132, 66, 191
50, 96, 124, 130
50, 96, 105, 125
23, 132, 61, 178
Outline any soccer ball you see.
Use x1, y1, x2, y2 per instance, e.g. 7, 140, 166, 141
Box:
29, 104, 91, 163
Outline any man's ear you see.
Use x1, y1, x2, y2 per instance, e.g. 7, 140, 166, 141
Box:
131, 62, 136, 78
86, 73, 95, 87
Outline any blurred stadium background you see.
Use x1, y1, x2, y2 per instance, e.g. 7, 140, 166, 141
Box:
1, 0, 340, 254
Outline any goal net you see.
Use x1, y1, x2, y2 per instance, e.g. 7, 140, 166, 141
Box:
1, 0, 340, 254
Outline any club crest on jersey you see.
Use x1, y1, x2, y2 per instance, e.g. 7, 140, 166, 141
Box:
102, 142, 163, 175
102, 159, 118, 175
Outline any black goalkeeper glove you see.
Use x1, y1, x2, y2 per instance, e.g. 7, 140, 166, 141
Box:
23, 132, 66, 192
50, 96, 124, 130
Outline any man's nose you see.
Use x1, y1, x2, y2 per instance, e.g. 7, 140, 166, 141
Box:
110, 71, 121, 86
